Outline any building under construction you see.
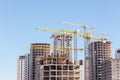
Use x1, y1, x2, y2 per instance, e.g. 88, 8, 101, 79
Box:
17, 23, 111, 80
29, 34, 83, 80
88, 41, 112, 80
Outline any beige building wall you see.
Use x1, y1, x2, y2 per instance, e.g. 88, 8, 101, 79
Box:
29, 43, 50, 80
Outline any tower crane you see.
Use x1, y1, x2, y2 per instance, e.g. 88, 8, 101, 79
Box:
62, 22, 110, 80
36, 26, 82, 64
36, 27, 74, 38
62, 22, 94, 61
36, 26, 107, 65
62, 22, 109, 57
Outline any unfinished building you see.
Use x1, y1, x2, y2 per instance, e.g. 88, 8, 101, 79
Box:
88, 41, 112, 80
29, 34, 82, 80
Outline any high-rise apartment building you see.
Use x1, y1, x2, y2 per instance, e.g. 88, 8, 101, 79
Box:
25, 54, 30, 80
17, 56, 26, 80
101, 59, 120, 80
29, 43, 50, 80
115, 49, 120, 59
88, 41, 112, 80
17, 54, 30, 80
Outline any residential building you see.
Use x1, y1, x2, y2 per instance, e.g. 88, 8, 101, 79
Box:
17, 56, 25, 80
29, 43, 50, 80
101, 59, 120, 80
88, 41, 112, 80
25, 54, 30, 80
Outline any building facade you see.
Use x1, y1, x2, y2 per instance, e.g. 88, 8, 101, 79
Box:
29, 43, 51, 80
25, 54, 30, 80
101, 59, 120, 80
88, 41, 112, 80
17, 56, 26, 80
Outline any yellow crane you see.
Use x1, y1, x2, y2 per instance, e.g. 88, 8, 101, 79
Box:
36, 26, 107, 64
36, 27, 81, 62
62, 22, 109, 57
36, 27, 74, 38
62, 22, 110, 80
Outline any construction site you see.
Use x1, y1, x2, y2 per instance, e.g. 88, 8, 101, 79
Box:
29, 22, 109, 80
30, 34, 83, 80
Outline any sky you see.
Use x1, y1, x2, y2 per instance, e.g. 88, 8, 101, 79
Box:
0, 0, 120, 80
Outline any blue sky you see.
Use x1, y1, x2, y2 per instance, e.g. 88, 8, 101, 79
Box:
0, 0, 120, 80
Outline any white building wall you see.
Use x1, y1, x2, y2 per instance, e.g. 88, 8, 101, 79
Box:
111, 59, 120, 80
80, 65, 84, 80
17, 56, 25, 80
